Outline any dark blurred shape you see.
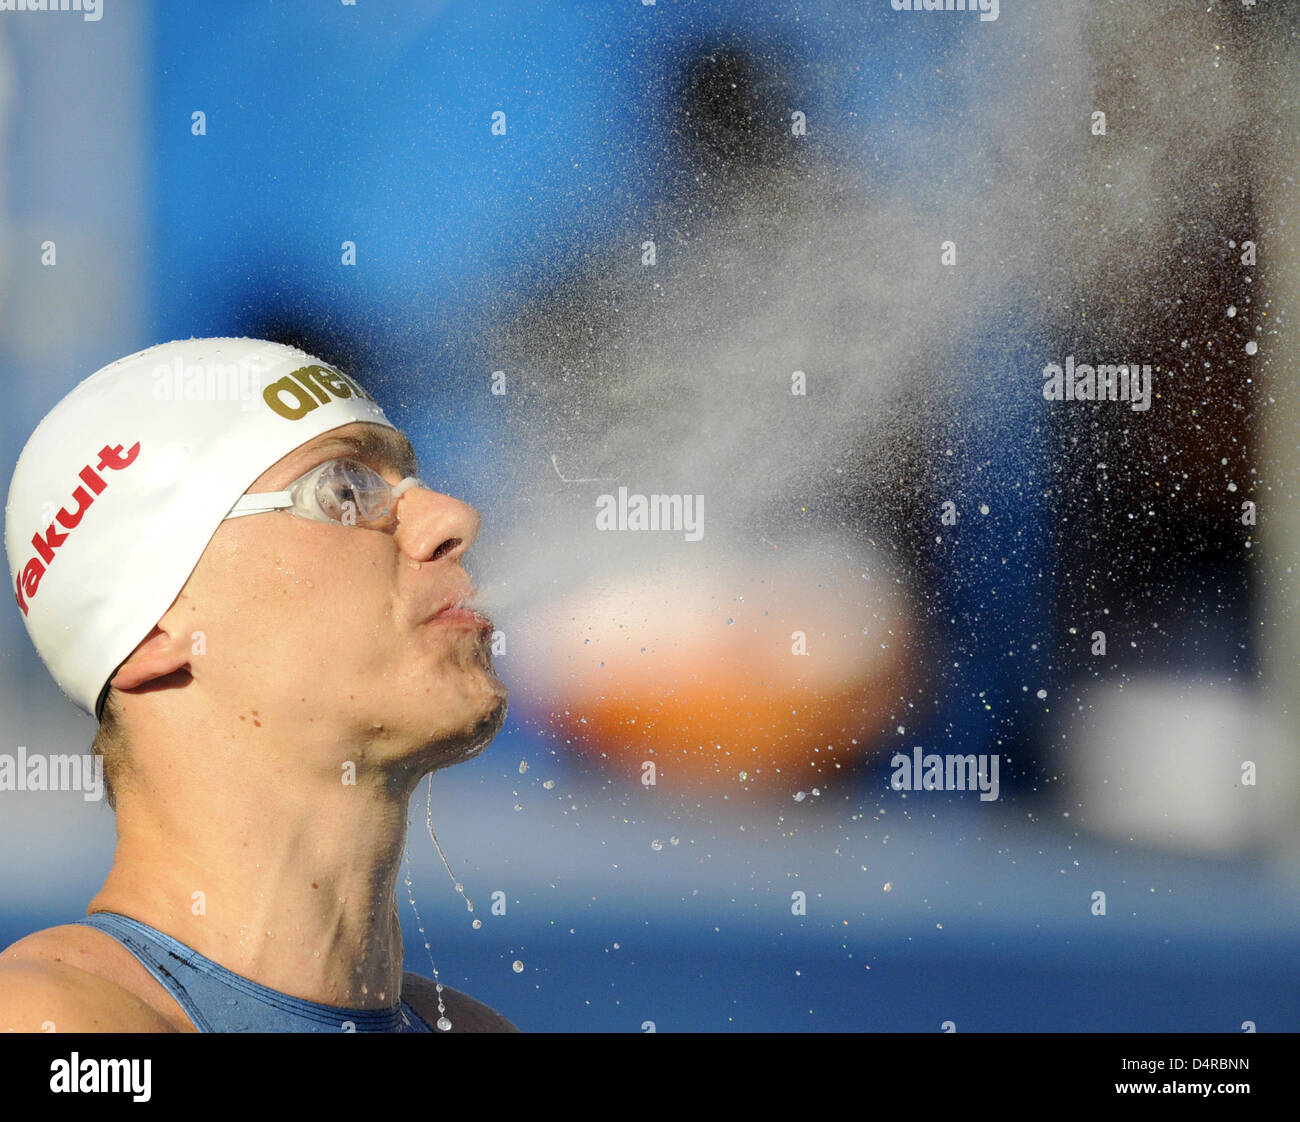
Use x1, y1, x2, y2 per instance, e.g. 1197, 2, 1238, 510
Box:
668, 42, 800, 199
1043, 2, 1274, 685
239, 306, 372, 380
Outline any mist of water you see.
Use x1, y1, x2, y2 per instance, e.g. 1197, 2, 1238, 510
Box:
464, 3, 1267, 630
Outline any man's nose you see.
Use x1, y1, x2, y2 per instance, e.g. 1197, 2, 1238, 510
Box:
392, 485, 482, 564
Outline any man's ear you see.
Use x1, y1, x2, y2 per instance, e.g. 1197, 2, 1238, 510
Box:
109, 625, 191, 692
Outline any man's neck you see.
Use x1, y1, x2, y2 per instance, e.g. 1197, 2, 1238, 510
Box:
88, 768, 419, 1010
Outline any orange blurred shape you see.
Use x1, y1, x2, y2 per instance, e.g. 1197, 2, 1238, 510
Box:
513, 543, 912, 792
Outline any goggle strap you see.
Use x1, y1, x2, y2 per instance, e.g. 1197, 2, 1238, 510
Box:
221, 468, 423, 522
225, 491, 293, 519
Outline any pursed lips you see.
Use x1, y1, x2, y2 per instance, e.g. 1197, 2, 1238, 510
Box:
422, 588, 491, 630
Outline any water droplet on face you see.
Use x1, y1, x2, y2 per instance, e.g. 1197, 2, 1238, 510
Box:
512, 960, 524, 974
651, 839, 663, 851
436, 1016, 452, 1031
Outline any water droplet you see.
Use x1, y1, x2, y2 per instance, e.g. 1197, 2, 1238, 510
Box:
1245, 340, 1258, 355
543, 779, 555, 789
882, 882, 894, 893
793, 791, 806, 802
727, 617, 735, 625
651, 839, 663, 851
1227, 305, 1237, 317
472, 918, 482, 929
436, 1016, 452, 1031
669, 836, 680, 846
512, 960, 524, 973
1036, 689, 1047, 700
518, 759, 529, 774
979, 504, 990, 515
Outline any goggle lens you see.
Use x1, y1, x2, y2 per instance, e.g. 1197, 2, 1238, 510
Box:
311, 459, 399, 525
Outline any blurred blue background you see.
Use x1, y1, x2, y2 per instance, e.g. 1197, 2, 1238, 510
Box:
2, 0, 1297, 1032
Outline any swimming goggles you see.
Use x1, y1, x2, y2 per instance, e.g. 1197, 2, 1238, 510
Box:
223, 458, 425, 529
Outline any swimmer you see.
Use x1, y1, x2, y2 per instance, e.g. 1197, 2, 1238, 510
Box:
0, 338, 516, 1032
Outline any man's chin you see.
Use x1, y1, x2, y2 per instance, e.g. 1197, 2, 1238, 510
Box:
420, 691, 509, 774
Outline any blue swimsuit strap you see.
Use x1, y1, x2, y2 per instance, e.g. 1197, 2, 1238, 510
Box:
74, 911, 433, 1033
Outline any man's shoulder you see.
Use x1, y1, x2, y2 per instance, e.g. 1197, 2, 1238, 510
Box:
402, 971, 520, 1033
0, 925, 181, 1033
1, 923, 114, 965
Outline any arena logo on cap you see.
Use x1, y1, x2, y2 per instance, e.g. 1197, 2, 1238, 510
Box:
13, 442, 140, 617
263, 363, 377, 421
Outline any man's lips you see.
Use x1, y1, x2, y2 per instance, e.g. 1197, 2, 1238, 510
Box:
430, 606, 491, 627
423, 590, 492, 630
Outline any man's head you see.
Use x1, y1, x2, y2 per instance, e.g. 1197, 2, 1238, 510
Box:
7, 339, 507, 807
105, 418, 506, 787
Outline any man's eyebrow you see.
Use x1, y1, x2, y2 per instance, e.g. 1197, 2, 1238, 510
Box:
295, 430, 420, 478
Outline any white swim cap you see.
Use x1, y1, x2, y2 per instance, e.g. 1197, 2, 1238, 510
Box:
5, 337, 398, 719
